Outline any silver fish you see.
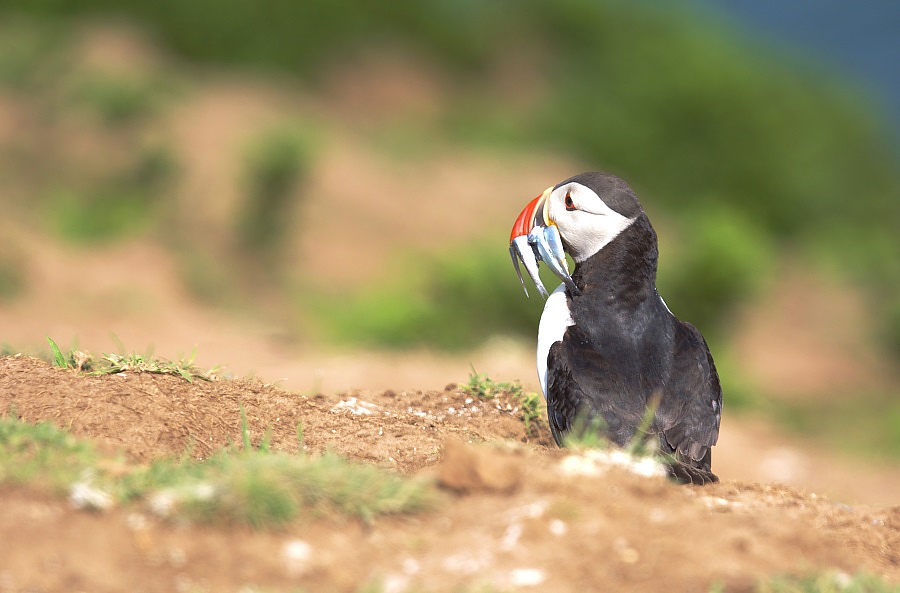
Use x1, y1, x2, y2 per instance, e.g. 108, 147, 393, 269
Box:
536, 224, 579, 295
510, 234, 548, 298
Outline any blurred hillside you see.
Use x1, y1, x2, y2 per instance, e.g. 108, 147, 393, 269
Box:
0, 2, 898, 458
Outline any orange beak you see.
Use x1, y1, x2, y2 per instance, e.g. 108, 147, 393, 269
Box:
509, 186, 579, 298
509, 187, 552, 243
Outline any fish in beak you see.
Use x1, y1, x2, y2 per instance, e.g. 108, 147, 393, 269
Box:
509, 187, 579, 298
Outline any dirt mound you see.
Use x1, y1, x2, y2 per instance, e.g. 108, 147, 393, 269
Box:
0, 355, 550, 470
1, 355, 898, 593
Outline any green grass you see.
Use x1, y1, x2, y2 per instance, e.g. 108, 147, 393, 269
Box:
47, 337, 68, 368
558, 395, 675, 480
0, 414, 97, 493
45, 337, 218, 381
625, 393, 662, 457
0, 412, 437, 527
759, 572, 900, 593
95, 351, 217, 382
313, 243, 559, 350
41, 139, 178, 244
150, 449, 434, 527
560, 414, 611, 451
710, 571, 900, 593
122, 411, 437, 526
67, 70, 170, 125
463, 371, 544, 434
44, 178, 168, 244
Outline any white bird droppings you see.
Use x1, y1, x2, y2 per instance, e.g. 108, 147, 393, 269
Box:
330, 397, 380, 415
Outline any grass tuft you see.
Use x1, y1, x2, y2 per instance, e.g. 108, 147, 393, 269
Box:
43, 338, 219, 382
0, 415, 97, 492
713, 571, 900, 593
463, 371, 544, 434
561, 398, 668, 469
96, 351, 216, 382
47, 336, 68, 369
626, 393, 662, 457
168, 451, 435, 527
464, 370, 512, 400
561, 414, 610, 450
1, 414, 436, 528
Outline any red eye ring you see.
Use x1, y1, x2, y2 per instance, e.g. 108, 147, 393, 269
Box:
565, 192, 576, 211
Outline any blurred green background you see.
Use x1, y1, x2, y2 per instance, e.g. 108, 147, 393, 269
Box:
0, 1, 898, 458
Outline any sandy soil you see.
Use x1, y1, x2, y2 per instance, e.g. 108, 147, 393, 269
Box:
1, 24, 898, 592
0, 355, 898, 593
1, 232, 898, 508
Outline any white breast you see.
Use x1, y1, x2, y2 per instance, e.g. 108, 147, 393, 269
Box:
537, 284, 575, 399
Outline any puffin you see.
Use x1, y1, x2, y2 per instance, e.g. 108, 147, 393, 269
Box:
509, 172, 721, 484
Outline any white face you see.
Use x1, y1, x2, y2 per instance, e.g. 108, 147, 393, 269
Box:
546, 181, 637, 262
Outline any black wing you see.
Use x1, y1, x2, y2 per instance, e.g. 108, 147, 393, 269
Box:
544, 325, 650, 448
544, 319, 722, 482
654, 320, 722, 472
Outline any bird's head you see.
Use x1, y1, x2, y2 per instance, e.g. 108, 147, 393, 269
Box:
509, 172, 642, 297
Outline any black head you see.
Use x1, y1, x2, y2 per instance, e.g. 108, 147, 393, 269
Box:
545, 172, 646, 262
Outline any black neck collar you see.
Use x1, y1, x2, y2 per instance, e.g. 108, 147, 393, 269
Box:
570, 214, 659, 311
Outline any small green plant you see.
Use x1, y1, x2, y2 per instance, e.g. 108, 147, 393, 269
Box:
0, 414, 97, 492
1, 414, 435, 528
561, 398, 664, 461
743, 571, 900, 593
236, 404, 274, 453
561, 413, 610, 450
296, 421, 305, 451
172, 450, 435, 527
518, 391, 543, 433
119, 414, 436, 527
464, 370, 517, 400
47, 336, 68, 368
463, 371, 544, 434
94, 351, 216, 382
44, 338, 217, 381
626, 393, 661, 457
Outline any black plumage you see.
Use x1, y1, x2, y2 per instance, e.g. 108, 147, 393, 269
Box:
539, 173, 721, 484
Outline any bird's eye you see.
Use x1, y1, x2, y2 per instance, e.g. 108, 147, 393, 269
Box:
564, 192, 576, 211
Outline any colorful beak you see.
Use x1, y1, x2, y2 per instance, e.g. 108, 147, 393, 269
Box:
509, 187, 578, 298
509, 188, 551, 243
